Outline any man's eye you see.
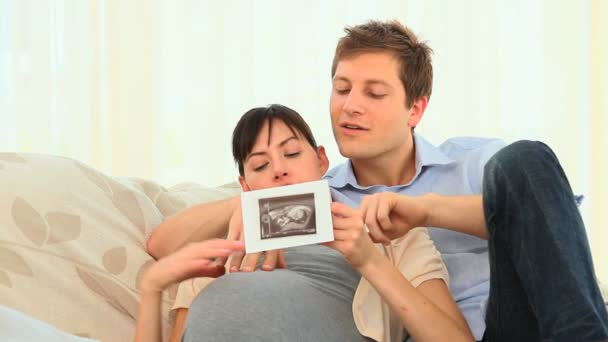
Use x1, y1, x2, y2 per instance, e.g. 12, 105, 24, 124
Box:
368, 92, 386, 99
285, 152, 301, 158
253, 163, 268, 172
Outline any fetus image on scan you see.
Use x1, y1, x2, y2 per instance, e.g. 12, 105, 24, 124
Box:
259, 193, 316, 239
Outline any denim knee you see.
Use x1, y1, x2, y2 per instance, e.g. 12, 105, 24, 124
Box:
483, 140, 556, 187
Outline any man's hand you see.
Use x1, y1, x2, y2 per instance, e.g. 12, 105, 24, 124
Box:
224, 203, 287, 272
359, 192, 431, 244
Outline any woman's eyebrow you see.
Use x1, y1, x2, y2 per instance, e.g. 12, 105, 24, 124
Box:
246, 136, 298, 161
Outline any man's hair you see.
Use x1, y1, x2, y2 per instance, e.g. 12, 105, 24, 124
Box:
232, 104, 318, 177
331, 20, 433, 108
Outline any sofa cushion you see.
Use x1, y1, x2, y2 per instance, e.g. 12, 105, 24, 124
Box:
0, 153, 240, 341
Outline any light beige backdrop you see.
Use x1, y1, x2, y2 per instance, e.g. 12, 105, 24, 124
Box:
0, 0, 606, 282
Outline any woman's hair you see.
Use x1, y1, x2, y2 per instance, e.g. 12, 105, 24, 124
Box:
232, 104, 317, 176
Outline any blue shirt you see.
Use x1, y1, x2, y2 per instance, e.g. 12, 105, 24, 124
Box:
324, 134, 506, 340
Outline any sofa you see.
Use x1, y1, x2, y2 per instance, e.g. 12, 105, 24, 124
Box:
1, 152, 607, 342
0, 153, 240, 341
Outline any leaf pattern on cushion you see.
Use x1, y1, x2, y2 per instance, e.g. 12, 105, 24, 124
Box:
11, 197, 48, 246
0, 270, 12, 288
45, 212, 82, 244
75, 162, 113, 196
135, 259, 155, 290
137, 180, 164, 204
111, 190, 146, 234
102, 247, 127, 274
0, 152, 27, 163
76, 267, 139, 319
76, 162, 146, 233
0, 246, 34, 277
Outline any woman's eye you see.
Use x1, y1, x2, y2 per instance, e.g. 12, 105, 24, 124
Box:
335, 88, 350, 95
285, 152, 301, 158
253, 163, 268, 172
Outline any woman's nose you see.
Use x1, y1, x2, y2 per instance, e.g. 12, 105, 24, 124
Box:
274, 171, 288, 180
272, 160, 289, 180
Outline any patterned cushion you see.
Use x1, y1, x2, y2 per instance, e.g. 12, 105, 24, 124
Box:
0, 153, 240, 341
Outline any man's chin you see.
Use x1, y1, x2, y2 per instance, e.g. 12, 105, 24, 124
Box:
338, 146, 373, 160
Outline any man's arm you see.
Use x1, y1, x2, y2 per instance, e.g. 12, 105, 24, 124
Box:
360, 192, 488, 243
147, 196, 239, 259
421, 193, 487, 239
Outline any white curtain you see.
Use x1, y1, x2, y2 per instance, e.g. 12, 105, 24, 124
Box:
1, 0, 606, 280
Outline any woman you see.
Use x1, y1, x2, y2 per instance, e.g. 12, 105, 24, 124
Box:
136, 104, 474, 342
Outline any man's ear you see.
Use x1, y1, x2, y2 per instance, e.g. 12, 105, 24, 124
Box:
407, 96, 428, 128
238, 176, 251, 192
316, 145, 330, 175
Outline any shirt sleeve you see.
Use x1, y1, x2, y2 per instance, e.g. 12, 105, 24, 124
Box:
172, 277, 216, 311
468, 139, 507, 194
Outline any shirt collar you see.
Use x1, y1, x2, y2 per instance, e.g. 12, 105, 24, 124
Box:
326, 133, 455, 189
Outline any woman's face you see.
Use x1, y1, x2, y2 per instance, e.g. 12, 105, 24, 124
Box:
239, 119, 329, 191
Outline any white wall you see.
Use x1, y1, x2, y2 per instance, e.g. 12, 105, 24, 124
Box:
1, 0, 606, 281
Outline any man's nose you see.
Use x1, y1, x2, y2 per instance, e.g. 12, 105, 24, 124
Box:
343, 90, 364, 115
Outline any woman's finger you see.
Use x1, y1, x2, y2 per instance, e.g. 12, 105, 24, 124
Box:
277, 249, 287, 269
241, 252, 260, 272
261, 250, 279, 271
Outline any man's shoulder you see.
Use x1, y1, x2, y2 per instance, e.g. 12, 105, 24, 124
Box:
324, 161, 348, 180
438, 136, 507, 158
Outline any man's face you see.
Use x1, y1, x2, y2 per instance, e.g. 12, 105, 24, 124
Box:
329, 52, 421, 162
239, 120, 329, 191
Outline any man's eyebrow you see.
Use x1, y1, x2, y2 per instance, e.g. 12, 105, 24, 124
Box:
246, 136, 298, 161
332, 76, 392, 88
364, 79, 392, 88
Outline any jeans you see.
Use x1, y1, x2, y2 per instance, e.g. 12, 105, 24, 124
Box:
481, 140, 608, 341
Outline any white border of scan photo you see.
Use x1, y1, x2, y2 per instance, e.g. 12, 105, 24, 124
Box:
241, 180, 334, 253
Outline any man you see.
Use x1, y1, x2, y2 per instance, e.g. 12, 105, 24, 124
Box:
148, 20, 608, 341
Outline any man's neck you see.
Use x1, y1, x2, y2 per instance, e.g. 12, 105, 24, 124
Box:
351, 143, 417, 187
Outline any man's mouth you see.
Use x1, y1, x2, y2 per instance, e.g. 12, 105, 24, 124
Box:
341, 123, 368, 130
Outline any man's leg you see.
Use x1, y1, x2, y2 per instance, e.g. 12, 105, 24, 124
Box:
481, 140, 608, 341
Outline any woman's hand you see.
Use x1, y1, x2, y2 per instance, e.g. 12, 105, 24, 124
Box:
226, 203, 287, 272
324, 202, 381, 269
359, 192, 431, 244
140, 239, 245, 294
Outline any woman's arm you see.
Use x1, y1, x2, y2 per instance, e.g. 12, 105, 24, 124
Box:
147, 196, 240, 259
360, 254, 473, 341
134, 289, 163, 342
326, 202, 474, 342
134, 239, 244, 342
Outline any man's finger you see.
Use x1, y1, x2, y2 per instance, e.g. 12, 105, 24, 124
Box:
366, 223, 390, 245
376, 196, 394, 231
